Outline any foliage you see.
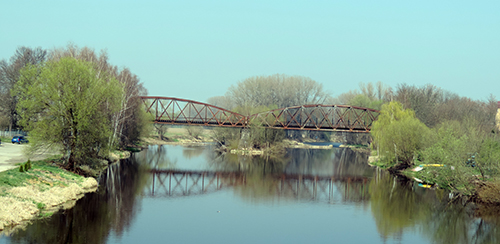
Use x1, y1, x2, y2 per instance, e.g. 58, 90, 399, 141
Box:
186, 125, 203, 138
49, 44, 148, 148
332, 81, 392, 106
408, 120, 500, 195
15, 57, 122, 170
248, 123, 286, 149
233, 104, 278, 116
478, 137, 500, 178
349, 94, 384, 110
0, 47, 47, 131
371, 101, 429, 166
415, 122, 476, 194
223, 74, 331, 110
211, 127, 241, 149
394, 84, 497, 130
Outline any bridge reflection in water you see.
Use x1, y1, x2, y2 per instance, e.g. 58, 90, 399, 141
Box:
145, 169, 369, 203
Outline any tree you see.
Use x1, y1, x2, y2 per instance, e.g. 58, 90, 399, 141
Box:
15, 57, 122, 170
332, 81, 391, 109
349, 94, 384, 110
49, 44, 147, 147
207, 96, 233, 110
225, 74, 330, 109
0, 47, 47, 131
371, 101, 429, 166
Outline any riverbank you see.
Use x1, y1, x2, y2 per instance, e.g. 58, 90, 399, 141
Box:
143, 127, 359, 152
0, 158, 98, 235
368, 154, 500, 207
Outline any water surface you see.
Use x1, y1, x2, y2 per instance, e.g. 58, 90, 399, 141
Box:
2, 145, 499, 244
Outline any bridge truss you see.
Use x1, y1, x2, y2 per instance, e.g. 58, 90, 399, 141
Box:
141, 96, 247, 127
144, 170, 370, 203
249, 104, 380, 132
141, 96, 379, 132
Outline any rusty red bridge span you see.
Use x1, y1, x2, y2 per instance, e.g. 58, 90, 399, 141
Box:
141, 96, 380, 132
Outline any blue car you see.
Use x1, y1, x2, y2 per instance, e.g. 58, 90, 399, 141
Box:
12, 136, 29, 144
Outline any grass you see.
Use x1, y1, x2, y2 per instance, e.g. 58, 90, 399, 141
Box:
0, 157, 82, 191
39, 211, 54, 218
0, 136, 10, 144
36, 202, 46, 211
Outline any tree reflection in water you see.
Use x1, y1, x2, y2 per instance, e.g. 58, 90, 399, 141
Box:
369, 170, 500, 244
8, 157, 150, 244
6, 145, 500, 244
204, 147, 373, 204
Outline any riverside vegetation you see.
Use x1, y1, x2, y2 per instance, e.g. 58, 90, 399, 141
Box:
371, 101, 500, 203
1, 45, 148, 175
0, 157, 98, 233
209, 78, 500, 204
0, 45, 147, 232
1, 44, 499, 232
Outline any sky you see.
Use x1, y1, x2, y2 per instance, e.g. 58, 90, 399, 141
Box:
1, 0, 499, 103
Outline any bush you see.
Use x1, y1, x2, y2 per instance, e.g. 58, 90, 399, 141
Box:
371, 101, 429, 166
186, 126, 203, 139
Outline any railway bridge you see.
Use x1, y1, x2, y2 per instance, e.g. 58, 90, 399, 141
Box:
141, 96, 380, 133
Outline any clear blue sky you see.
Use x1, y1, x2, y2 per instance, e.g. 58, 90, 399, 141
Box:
2, 1, 499, 103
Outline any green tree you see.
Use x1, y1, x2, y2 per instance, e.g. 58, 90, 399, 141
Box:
49, 44, 148, 148
15, 57, 122, 170
371, 101, 429, 166
0, 47, 47, 131
349, 94, 384, 110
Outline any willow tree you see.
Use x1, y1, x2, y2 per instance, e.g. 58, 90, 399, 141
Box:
15, 57, 122, 170
371, 101, 429, 166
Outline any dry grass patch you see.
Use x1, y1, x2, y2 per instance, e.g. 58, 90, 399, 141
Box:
0, 159, 98, 234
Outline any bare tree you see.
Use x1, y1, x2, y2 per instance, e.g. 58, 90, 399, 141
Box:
207, 96, 234, 110
226, 74, 331, 109
0, 46, 47, 131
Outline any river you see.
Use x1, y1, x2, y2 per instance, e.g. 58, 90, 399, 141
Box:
1, 145, 500, 244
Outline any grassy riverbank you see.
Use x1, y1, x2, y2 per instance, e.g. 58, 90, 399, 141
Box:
0, 157, 97, 235
369, 150, 500, 205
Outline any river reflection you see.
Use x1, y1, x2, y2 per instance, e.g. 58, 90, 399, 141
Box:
2, 145, 500, 244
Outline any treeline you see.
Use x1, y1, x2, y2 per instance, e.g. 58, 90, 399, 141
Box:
208, 74, 330, 115
0, 45, 147, 171
208, 74, 330, 150
208, 75, 498, 168
350, 84, 499, 197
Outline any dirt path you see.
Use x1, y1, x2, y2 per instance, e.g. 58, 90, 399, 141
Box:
0, 143, 56, 172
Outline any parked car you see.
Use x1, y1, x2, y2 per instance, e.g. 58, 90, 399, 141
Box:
12, 136, 29, 144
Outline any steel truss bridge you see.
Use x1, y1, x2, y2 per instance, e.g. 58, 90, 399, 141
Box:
144, 169, 370, 203
141, 96, 380, 132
